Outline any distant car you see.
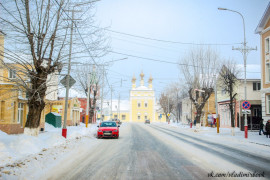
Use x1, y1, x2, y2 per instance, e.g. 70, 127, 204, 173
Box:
145, 119, 150, 124
97, 121, 119, 139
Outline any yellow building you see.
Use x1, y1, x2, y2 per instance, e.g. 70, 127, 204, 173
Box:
0, 31, 80, 134
130, 72, 155, 122
202, 93, 216, 126
256, 3, 270, 124
98, 72, 167, 123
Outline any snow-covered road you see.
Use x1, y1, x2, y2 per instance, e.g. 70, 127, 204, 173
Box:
1, 123, 269, 180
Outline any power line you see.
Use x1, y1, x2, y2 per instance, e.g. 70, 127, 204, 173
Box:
102, 28, 242, 46
108, 50, 261, 74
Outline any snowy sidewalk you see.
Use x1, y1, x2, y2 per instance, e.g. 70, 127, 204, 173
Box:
153, 122, 270, 158
0, 123, 98, 167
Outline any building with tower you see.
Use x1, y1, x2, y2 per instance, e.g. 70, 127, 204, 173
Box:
97, 72, 166, 123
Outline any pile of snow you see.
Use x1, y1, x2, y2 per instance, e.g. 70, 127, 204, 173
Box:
0, 123, 97, 167
160, 121, 270, 147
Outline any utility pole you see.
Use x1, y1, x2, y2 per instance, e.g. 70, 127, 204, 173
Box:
86, 72, 91, 127
214, 74, 219, 133
118, 94, 120, 120
218, 7, 257, 139
190, 98, 192, 127
62, 8, 75, 138
177, 92, 179, 123
167, 95, 169, 123
100, 65, 104, 121
111, 85, 113, 120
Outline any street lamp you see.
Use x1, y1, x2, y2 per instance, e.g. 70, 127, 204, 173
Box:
218, 7, 257, 138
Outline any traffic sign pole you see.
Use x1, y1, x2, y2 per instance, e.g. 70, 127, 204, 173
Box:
242, 101, 251, 139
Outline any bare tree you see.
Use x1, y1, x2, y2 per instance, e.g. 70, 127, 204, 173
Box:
159, 92, 175, 122
75, 65, 101, 124
181, 47, 220, 129
0, 0, 101, 136
218, 61, 241, 136
160, 83, 183, 123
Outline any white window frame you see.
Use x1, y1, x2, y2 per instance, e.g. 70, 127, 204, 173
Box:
268, 64, 270, 83
266, 63, 270, 83
9, 69, 16, 79
17, 103, 24, 125
268, 95, 270, 114
266, 37, 270, 54
253, 82, 261, 91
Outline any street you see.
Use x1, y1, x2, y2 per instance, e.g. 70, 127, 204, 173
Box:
45, 123, 270, 180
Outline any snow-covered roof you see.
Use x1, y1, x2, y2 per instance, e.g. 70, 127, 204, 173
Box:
100, 99, 130, 112
133, 85, 152, 91
50, 112, 61, 116
255, 2, 270, 34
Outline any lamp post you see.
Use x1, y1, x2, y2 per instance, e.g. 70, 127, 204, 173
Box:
218, 8, 257, 138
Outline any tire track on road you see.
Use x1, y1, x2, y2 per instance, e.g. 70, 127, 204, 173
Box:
148, 124, 270, 178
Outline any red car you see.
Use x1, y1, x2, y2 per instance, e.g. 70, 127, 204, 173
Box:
97, 121, 119, 139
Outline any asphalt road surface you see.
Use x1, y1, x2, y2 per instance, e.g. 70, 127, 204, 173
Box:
47, 123, 270, 180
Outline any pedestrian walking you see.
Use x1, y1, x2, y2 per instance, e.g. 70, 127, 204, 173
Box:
265, 120, 270, 138
259, 119, 264, 135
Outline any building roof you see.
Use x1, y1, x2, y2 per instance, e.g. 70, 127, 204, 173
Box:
100, 99, 130, 112
255, 2, 270, 34
132, 85, 153, 91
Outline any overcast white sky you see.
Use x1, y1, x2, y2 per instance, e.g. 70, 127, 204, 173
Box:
89, 0, 269, 100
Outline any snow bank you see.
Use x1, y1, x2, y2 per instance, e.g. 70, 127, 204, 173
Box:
0, 123, 97, 166
155, 122, 270, 158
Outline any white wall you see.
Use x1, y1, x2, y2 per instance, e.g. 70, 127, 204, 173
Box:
181, 97, 192, 124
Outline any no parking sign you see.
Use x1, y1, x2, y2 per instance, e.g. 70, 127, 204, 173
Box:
242, 101, 251, 109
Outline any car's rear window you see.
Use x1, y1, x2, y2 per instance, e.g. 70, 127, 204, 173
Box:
100, 122, 117, 127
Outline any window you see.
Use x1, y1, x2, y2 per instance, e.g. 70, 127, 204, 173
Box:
221, 88, 226, 95
266, 38, 270, 53
253, 108, 261, 117
18, 103, 24, 125
122, 115, 126, 120
138, 115, 140, 120
267, 95, 270, 114
8, 69, 16, 79
253, 82, 261, 91
138, 102, 141, 108
1, 101, 5, 120
267, 64, 270, 82
18, 90, 23, 97
145, 116, 147, 120
13, 102, 16, 122
145, 103, 148, 107
114, 115, 117, 119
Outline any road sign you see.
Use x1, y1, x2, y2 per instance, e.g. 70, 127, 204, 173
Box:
60, 75, 76, 88
167, 113, 170, 117
242, 109, 251, 114
242, 101, 251, 109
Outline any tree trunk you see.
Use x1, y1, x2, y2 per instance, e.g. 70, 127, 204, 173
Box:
24, 102, 45, 136
89, 88, 97, 124
24, 72, 47, 136
229, 84, 235, 136
195, 107, 203, 130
